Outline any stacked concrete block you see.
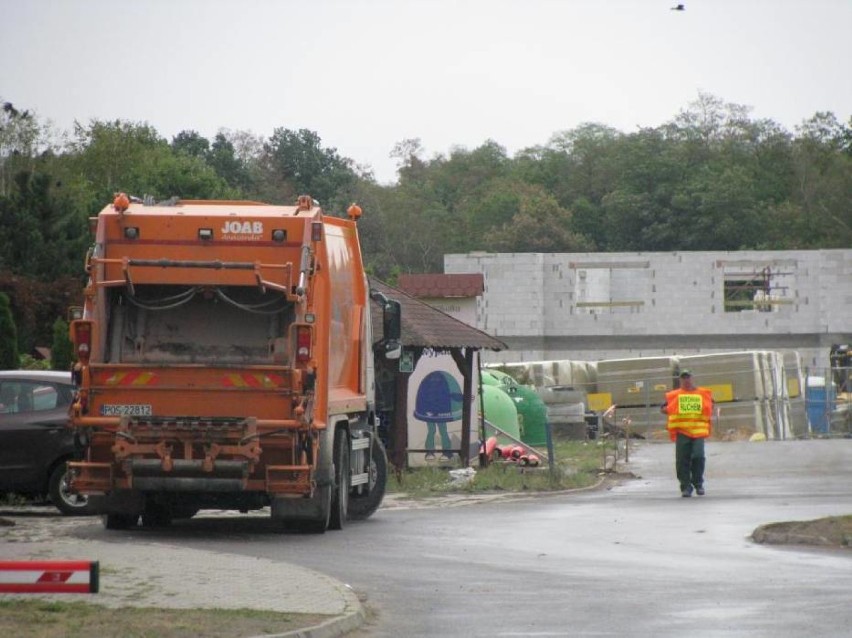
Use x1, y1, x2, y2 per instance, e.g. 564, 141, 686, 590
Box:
614, 405, 669, 440
678, 352, 769, 402
714, 401, 772, 440
536, 386, 588, 434
783, 351, 806, 401
759, 351, 792, 440
677, 351, 794, 439
488, 360, 596, 432
595, 356, 678, 408
491, 360, 595, 391
488, 350, 820, 440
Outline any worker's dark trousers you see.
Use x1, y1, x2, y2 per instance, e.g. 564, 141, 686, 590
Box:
675, 433, 705, 491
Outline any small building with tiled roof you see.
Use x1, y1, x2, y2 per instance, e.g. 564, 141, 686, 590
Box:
369, 278, 506, 468
397, 273, 484, 329
397, 273, 484, 298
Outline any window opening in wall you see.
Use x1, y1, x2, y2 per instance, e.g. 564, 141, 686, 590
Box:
721, 265, 793, 312
570, 261, 649, 315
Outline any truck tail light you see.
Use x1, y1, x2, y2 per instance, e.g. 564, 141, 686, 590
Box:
295, 325, 312, 364
71, 320, 93, 364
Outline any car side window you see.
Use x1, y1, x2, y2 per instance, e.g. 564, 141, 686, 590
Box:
0, 382, 22, 414
0, 381, 61, 414
31, 383, 60, 411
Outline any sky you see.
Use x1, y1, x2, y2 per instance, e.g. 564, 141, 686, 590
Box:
2, 0, 850, 184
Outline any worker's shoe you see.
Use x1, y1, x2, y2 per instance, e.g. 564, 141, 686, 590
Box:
695, 486, 705, 496
681, 486, 693, 498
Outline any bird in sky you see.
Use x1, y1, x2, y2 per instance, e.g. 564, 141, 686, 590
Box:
671, 3, 685, 10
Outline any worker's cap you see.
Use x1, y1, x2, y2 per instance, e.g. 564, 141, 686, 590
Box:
679, 369, 693, 378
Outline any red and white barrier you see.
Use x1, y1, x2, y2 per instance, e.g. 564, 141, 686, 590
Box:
0, 560, 99, 594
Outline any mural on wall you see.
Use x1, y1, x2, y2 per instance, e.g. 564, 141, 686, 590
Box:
407, 353, 480, 467
414, 370, 462, 461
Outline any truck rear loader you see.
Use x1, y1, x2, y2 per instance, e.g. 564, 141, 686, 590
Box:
68, 194, 400, 532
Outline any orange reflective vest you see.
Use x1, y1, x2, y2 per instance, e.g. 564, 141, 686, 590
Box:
664, 387, 713, 440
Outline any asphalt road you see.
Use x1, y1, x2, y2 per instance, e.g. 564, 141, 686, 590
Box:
73, 438, 850, 638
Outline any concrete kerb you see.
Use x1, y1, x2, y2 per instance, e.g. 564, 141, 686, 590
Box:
265, 604, 365, 638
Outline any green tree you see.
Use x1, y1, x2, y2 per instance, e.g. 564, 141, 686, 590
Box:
208, 132, 252, 192
483, 186, 593, 252
0, 100, 51, 197
70, 120, 234, 202
0, 292, 19, 369
0, 167, 91, 279
171, 130, 210, 158
50, 317, 73, 371
260, 128, 356, 207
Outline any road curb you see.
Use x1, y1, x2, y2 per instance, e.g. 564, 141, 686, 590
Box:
269, 604, 365, 638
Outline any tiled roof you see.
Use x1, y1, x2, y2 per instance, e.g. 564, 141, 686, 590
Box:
397, 273, 484, 299
370, 278, 506, 351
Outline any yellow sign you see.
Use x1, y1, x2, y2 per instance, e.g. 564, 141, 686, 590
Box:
706, 384, 734, 403
678, 394, 703, 415
587, 392, 613, 412
787, 378, 801, 398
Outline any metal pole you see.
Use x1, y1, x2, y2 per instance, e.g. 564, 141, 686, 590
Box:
545, 419, 556, 479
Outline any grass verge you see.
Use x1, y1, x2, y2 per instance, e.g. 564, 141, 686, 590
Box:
0, 600, 329, 638
387, 438, 615, 497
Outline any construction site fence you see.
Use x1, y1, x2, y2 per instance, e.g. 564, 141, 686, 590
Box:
495, 363, 851, 440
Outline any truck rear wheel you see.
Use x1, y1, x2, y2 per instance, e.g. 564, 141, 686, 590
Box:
348, 438, 388, 521
104, 512, 139, 530
141, 503, 173, 527
328, 428, 350, 531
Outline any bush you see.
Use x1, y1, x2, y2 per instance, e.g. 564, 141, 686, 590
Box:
51, 317, 73, 371
0, 292, 19, 370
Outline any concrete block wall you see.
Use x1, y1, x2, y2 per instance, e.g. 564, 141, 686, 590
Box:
444, 249, 852, 369
466, 253, 546, 336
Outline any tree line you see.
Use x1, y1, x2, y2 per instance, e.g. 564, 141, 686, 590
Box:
0, 93, 850, 360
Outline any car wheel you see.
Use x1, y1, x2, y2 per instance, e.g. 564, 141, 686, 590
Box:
48, 463, 95, 516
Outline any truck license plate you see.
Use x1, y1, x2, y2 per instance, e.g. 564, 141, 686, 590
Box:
100, 404, 153, 416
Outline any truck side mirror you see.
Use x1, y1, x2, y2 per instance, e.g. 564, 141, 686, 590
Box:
382, 299, 401, 360
371, 291, 402, 360
384, 341, 402, 360
382, 299, 401, 342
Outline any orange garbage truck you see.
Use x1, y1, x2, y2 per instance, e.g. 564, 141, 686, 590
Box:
68, 194, 400, 532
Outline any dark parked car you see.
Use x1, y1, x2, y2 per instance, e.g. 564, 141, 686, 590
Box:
0, 370, 95, 515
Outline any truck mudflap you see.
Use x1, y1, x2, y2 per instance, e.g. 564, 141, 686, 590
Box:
69, 415, 316, 497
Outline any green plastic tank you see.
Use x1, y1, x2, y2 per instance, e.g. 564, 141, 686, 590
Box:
483, 369, 548, 446
481, 370, 502, 386
481, 384, 520, 444
484, 369, 516, 387
508, 384, 549, 447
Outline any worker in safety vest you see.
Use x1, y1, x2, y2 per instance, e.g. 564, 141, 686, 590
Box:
660, 370, 713, 497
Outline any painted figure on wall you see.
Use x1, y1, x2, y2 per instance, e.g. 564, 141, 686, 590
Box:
414, 370, 463, 461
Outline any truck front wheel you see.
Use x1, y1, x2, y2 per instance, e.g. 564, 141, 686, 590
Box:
328, 428, 350, 531
348, 438, 388, 521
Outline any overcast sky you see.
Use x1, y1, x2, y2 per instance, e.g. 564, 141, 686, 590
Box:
2, 0, 850, 184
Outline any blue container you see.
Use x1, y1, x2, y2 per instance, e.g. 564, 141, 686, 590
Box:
805, 381, 835, 434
